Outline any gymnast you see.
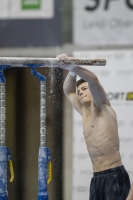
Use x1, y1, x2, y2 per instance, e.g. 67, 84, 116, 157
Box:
57, 53, 131, 200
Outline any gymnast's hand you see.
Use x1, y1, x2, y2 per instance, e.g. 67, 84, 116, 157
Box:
56, 53, 75, 70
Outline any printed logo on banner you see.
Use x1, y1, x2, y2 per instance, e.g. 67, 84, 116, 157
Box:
126, 92, 133, 100
73, 153, 89, 160
73, 170, 93, 176
73, 0, 133, 45
80, 138, 86, 143
117, 70, 133, 77
127, 170, 133, 180
22, 0, 41, 10
107, 92, 124, 100
92, 70, 111, 77
106, 91, 133, 104
73, 136, 77, 142
0, 0, 54, 19
121, 154, 125, 159
129, 154, 133, 160
117, 120, 125, 127
80, 170, 93, 176
74, 120, 82, 127
120, 137, 133, 145
73, 186, 89, 193
130, 121, 133, 126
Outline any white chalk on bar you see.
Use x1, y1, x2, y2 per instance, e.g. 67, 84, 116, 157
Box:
0, 57, 106, 67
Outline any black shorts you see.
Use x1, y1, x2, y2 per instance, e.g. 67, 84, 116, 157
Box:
89, 166, 131, 200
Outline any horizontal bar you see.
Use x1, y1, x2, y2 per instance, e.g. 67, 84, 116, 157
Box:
0, 57, 106, 67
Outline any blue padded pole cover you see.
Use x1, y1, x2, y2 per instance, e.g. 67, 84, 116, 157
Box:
37, 147, 51, 200
0, 146, 11, 200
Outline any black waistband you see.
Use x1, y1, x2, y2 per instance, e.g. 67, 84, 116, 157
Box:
93, 165, 125, 177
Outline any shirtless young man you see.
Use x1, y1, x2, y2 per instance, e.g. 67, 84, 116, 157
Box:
57, 54, 131, 200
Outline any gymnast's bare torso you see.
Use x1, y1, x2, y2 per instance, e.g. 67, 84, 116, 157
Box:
62, 59, 123, 172
82, 99, 122, 172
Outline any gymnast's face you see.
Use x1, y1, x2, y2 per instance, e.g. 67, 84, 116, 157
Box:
77, 82, 92, 106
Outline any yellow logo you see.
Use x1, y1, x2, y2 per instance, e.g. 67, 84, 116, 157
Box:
126, 92, 133, 100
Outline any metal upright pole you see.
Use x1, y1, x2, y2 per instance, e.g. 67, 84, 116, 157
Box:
28, 65, 52, 200
0, 66, 14, 200
37, 80, 52, 200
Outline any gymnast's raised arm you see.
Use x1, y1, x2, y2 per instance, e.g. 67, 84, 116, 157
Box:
71, 66, 110, 110
63, 72, 83, 115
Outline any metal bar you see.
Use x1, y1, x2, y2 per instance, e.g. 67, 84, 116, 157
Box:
0, 57, 106, 67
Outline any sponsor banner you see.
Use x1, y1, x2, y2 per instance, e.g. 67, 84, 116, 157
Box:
73, 0, 133, 46
0, 0, 54, 19
72, 50, 133, 200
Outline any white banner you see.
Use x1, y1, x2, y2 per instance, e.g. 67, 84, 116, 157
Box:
73, 0, 133, 46
0, 0, 54, 19
72, 50, 133, 200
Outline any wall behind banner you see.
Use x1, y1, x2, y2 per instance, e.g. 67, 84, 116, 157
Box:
71, 50, 133, 200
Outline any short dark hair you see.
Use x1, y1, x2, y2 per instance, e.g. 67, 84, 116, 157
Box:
76, 79, 86, 88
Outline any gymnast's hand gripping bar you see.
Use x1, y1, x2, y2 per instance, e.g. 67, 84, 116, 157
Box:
0, 57, 106, 67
